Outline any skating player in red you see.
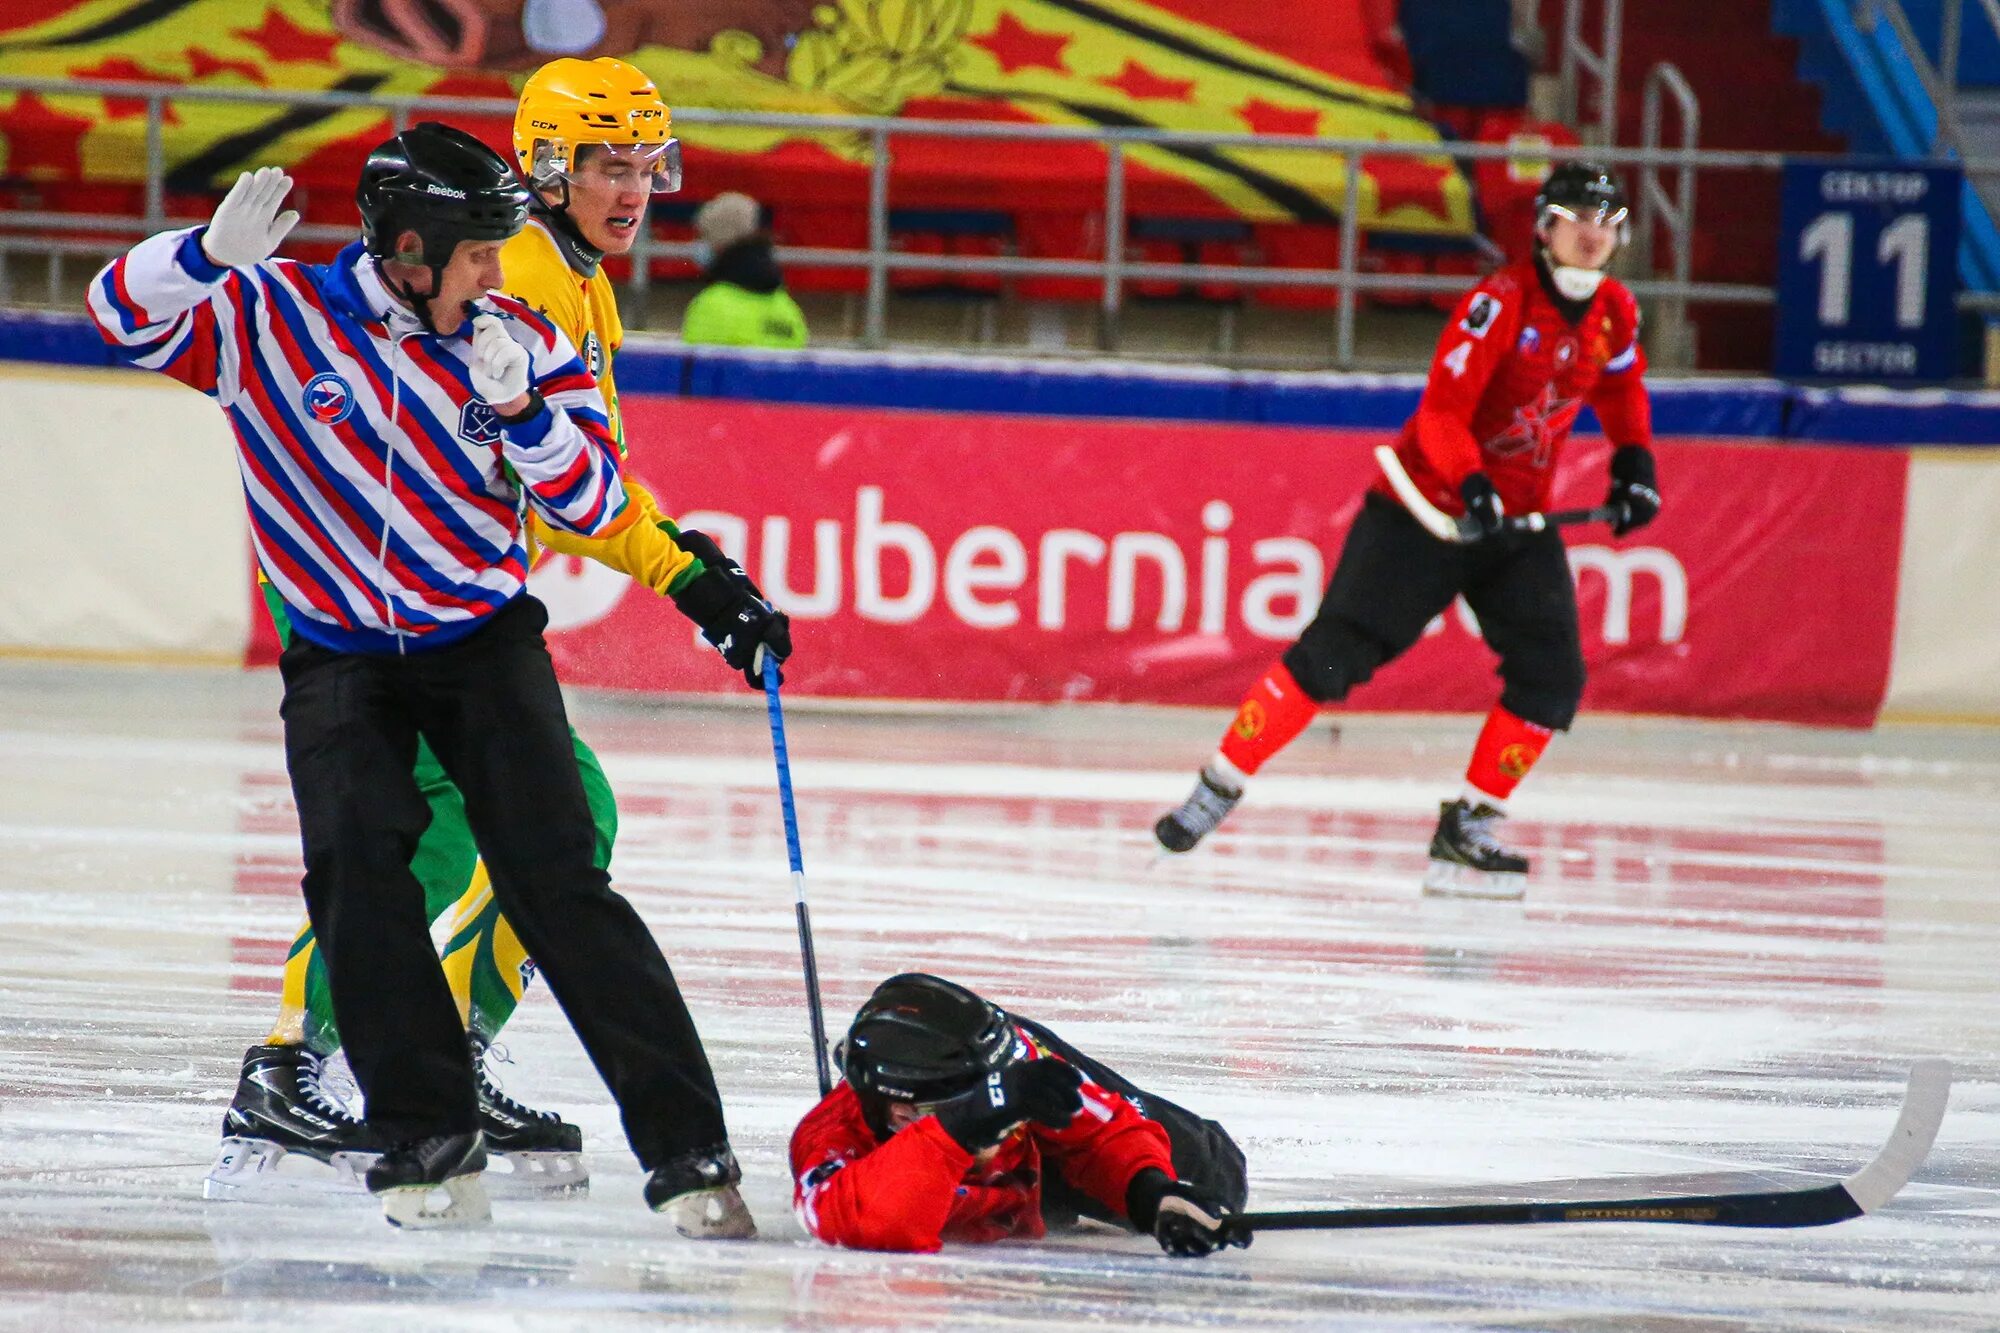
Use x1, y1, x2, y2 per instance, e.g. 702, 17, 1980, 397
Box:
1154, 163, 1662, 899
791, 974, 1250, 1256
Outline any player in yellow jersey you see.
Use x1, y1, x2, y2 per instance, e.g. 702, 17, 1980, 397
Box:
207, 59, 791, 1238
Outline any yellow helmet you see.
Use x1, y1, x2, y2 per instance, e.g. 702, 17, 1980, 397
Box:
513, 57, 681, 194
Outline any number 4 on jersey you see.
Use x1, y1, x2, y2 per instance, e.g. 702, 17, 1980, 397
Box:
1442, 341, 1474, 377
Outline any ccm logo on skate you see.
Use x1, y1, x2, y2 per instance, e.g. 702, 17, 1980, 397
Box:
302, 372, 355, 425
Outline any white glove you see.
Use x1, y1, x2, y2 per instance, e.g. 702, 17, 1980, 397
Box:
469, 315, 531, 407
200, 167, 299, 269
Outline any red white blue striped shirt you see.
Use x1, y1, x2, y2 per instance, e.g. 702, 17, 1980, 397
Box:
89, 229, 629, 655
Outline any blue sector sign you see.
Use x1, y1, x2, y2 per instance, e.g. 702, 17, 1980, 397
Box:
1774, 161, 1961, 381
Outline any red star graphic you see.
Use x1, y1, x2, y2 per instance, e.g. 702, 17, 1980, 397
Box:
0, 91, 96, 180
971, 13, 1071, 76
1100, 60, 1195, 103
1237, 98, 1320, 137
1365, 152, 1455, 223
184, 47, 269, 85
71, 57, 183, 123
1490, 385, 1584, 467
233, 8, 342, 65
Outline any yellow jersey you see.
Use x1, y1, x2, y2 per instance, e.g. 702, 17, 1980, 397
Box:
502, 212, 696, 598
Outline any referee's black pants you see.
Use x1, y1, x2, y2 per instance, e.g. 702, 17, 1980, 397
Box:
1281, 493, 1587, 732
278, 594, 726, 1166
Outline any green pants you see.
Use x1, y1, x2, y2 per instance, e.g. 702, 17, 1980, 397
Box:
259, 583, 617, 1053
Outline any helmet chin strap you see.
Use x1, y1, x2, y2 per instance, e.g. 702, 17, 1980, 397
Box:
380, 258, 455, 335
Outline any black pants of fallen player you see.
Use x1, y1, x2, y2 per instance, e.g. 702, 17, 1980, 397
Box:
1281, 493, 1586, 731
277, 594, 725, 1164
1016, 1017, 1249, 1224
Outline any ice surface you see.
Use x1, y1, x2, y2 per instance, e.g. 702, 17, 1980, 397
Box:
1, 662, 1996, 1329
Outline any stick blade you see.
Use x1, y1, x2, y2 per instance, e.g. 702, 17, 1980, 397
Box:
1841, 1058, 1951, 1214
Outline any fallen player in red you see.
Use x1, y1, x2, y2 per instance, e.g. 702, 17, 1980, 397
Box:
790, 974, 1249, 1256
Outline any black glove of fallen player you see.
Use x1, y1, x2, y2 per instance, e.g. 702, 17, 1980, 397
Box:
1459, 471, 1506, 542
1124, 1167, 1250, 1258
1606, 444, 1662, 537
669, 527, 793, 689
932, 1059, 1084, 1153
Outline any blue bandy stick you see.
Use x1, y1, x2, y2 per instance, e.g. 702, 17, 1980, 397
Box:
763, 652, 832, 1097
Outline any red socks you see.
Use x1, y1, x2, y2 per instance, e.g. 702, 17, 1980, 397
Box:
1217, 663, 1319, 779
1215, 671, 1554, 809
1463, 706, 1553, 810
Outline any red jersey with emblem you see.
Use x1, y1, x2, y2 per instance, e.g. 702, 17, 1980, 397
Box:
790, 1031, 1175, 1253
1382, 260, 1651, 518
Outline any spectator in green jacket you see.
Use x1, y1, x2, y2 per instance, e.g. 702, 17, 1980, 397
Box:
682, 192, 808, 349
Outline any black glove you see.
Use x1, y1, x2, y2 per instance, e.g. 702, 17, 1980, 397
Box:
1607, 444, 1661, 537
1125, 1167, 1250, 1258
668, 527, 793, 689
1459, 472, 1506, 542
931, 1059, 1084, 1153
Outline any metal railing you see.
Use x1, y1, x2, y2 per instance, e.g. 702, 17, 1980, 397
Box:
1636, 62, 1701, 366
1560, 0, 1624, 145
2, 74, 1995, 369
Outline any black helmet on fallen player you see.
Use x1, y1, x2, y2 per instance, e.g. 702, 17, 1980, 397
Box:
841, 974, 1021, 1135
357, 122, 530, 329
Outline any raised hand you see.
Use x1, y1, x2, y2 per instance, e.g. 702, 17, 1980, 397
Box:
201, 167, 300, 269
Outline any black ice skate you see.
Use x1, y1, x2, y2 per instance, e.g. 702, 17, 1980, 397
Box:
1422, 799, 1530, 899
203, 1044, 383, 1200
1153, 766, 1244, 854
644, 1144, 757, 1239
366, 1131, 491, 1229
472, 1037, 588, 1197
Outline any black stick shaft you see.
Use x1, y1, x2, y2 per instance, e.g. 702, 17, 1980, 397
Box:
795, 900, 832, 1097
1501, 504, 1623, 533
1225, 1183, 1860, 1238
1542, 504, 1623, 526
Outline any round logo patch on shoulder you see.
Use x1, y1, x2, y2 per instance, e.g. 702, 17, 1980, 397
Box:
302, 371, 354, 425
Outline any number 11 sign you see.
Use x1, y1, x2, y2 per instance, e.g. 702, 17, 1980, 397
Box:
1774, 161, 1962, 381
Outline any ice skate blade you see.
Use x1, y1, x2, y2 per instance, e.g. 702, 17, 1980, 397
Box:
378, 1172, 492, 1230
483, 1150, 589, 1199
1422, 860, 1527, 901
202, 1137, 375, 1201
654, 1184, 757, 1239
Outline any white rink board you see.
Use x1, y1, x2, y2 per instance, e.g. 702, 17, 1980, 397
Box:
0, 364, 248, 661
0, 662, 1996, 1329
1883, 450, 2000, 720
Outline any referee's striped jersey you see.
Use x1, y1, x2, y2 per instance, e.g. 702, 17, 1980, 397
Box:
89, 228, 632, 655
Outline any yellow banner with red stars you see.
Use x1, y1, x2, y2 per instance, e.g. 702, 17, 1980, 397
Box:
0, 0, 1471, 234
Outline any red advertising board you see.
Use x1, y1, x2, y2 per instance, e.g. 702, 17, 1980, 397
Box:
508, 396, 1906, 727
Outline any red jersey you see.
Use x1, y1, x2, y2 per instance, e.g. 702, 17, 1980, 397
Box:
1384, 260, 1652, 518
790, 1033, 1175, 1253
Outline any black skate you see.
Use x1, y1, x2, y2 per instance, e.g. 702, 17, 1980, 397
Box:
472, 1037, 588, 1197
203, 1044, 382, 1200
644, 1144, 756, 1239
1422, 799, 1530, 899
367, 1131, 491, 1230
1153, 766, 1243, 853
